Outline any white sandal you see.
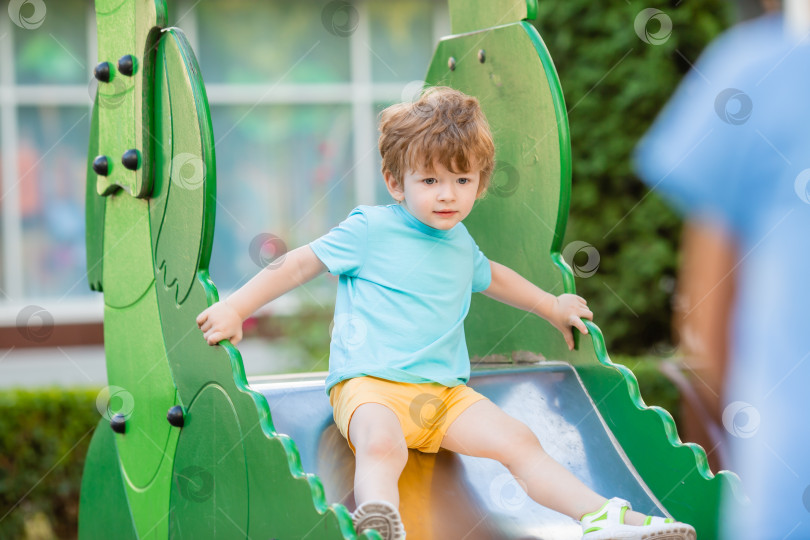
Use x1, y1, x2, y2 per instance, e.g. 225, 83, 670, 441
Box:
581, 497, 696, 540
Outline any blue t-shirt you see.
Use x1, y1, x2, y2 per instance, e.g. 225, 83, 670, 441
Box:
309, 204, 491, 395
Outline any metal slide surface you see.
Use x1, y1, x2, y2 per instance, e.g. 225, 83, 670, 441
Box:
250, 363, 668, 540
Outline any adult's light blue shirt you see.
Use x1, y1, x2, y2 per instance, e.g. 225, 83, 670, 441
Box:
634, 13, 810, 540
309, 204, 491, 395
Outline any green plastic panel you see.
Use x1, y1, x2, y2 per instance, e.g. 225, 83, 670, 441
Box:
85, 96, 106, 292
100, 177, 155, 309
94, 0, 167, 198
151, 29, 216, 306
120, 419, 179, 540
448, 0, 537, 34
78, 419, 139, 540
98, 191, 180, 539
426, 23, 573, 362
97, 113, 180, 540
103, 284, 175, 489
169, 384, 248, 538
82, 3, 180, 539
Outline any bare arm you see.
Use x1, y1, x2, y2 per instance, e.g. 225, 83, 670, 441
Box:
196, 245, 327, 345
674, 221, 737, 422
482, 260, 593, 350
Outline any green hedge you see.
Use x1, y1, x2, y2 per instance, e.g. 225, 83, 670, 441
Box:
0, 389, 100, 540
533, 1, 733, 354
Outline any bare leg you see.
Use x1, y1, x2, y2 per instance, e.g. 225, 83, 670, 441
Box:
349, 403, 409, 507
440, 399, 647, 525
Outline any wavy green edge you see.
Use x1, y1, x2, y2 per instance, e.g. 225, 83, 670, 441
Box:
519, 19, 744, 538
197, 270, 380, 540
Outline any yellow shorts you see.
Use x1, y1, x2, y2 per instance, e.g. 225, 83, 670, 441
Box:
329, 376, 488, 454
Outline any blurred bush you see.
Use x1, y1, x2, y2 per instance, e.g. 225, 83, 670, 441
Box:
0, 388, 100, 540
532, 1, 733, 354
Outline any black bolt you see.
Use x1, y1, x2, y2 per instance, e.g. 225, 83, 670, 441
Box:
111, 414, 126, 434
121, 149, 140, 171
94, 62, 111, 83
478, 49, 486, 63
167, 405, 185, 428
118, 55, 135, 77
92, 155, 109, 176
448, 57, 456, 71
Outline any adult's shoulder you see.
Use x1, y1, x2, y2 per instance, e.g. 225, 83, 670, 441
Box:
697, 13, 789, 84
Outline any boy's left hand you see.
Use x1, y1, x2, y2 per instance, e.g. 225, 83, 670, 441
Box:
549, 294, 593, 350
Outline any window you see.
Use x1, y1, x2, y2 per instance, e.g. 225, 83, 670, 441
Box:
0, 0, 448, 325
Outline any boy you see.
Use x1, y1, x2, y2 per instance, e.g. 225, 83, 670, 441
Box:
197, 87, 695, 540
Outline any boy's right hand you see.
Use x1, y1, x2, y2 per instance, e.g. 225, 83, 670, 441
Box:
196, 301, 244, 346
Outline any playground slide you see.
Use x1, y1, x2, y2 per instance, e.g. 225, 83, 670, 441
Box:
252, 362, 672, 540
79, 0, 743, 538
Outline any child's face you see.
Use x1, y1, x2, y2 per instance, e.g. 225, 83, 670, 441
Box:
384, 160, 481, 230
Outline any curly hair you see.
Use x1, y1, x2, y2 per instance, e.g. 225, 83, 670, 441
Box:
378, 86, 495, 195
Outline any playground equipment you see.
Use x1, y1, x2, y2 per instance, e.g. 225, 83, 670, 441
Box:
78, 0, 743, 538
